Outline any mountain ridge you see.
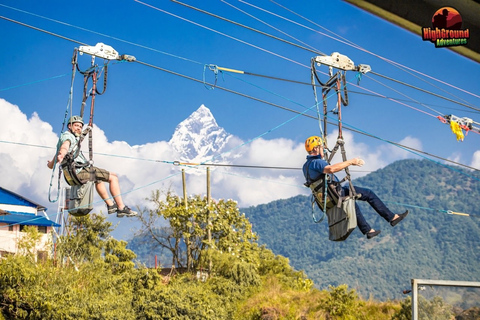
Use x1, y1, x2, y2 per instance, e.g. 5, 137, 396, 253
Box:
241, 158, 480, 300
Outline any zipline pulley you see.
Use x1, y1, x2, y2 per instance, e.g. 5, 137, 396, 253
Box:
314, 52, 371, 74
438, 111, 479, 141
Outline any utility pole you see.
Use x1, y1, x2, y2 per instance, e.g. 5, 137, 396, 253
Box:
207, 167, 212, 272
182, 169, 187, 208
182, 169, 192, 271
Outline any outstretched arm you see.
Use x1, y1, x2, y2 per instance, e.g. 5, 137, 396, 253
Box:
47, 140, 70, 169
324, 157, 364, 174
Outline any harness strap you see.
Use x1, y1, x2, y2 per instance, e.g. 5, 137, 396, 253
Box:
60, 126, 93, 186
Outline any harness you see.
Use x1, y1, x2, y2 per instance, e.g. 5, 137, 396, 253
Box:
48, 44, 119, 205
306, 53, 371, 240
304, 158, 343, 212
60, 126, 93, 186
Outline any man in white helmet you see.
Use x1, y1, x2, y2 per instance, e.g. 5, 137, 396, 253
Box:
47, 116, 137, 218
303, 136, 408, 239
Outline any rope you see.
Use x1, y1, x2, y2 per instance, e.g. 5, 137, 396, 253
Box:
203, 64, 220, 89
2, 6, 479, 214
170, 0, 322, 55
220, 0, 325, 55
0, 15, 86, 46
2, 9, 476, 120
370, 71, 480, 112
0, 4, 203, 66
383, 201, 479, 218
262, 0, 480, 102
134, 0, 309, 69
0, 73, 71, 92
48, 60, 78, 203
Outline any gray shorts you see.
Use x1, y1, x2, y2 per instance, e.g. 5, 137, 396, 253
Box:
77, 166, 110, 183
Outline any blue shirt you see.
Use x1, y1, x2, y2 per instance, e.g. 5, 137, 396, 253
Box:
57, 131, 88, 173
303, 155, 339, 184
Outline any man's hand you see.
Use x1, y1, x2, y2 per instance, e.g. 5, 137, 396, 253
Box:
351, 158, 365, 167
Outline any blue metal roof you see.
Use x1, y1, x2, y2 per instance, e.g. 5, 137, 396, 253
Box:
0, 212, 60, 227
0, 187, 46, 210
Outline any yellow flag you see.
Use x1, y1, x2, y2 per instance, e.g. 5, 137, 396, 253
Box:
450, 121, 464, 141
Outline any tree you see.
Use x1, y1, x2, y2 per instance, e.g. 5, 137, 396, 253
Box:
55, 213, 136, 272
321, 284, 364, 320
0, 214, 139, 319
418, 296, 453, 320
16, 225, 47, 260
392, 297, 411, 320
137, 190, 257, 271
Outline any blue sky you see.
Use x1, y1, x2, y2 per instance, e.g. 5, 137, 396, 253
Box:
0, 0, 479, 238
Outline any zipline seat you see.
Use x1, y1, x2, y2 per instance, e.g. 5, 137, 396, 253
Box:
306, 175, 358, 241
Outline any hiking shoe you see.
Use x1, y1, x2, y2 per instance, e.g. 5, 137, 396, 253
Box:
367, 230, 381, 239
116, 206, 138, 218
390, 210, 409, 227
107, 203, 118, 215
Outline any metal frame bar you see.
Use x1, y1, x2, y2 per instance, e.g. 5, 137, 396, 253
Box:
411, 279, 480, 319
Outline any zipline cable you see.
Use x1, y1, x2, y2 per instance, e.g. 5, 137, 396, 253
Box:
1, 10, 476, 118
149, 2, 480, 113
134, 0, 308, 68
169, 0, 324, 55
1, 14, 479, 161
220, 0, 321, 55
0, 4, 203, 66
134, 59, 314, 117
2, 12, 479, 178
1, 9, 478, 229
369, 72, 480, 112
1, 15, 464, 151
262, 0, 480, 104
0, 15, 86, 45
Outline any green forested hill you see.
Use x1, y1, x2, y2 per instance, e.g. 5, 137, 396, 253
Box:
241, 159, 480, 301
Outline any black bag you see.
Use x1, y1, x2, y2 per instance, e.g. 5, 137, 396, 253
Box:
68, 181, 94, 217
307, 174, 343, 211
326, 198, 357, 241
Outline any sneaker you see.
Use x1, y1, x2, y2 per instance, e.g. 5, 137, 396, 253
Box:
367, 230, 381, 239
107, 203, 118, 215
116, 206, 138, 218
390, 210, 409, 227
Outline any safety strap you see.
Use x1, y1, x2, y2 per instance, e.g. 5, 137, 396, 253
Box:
60, 125, 93, 186
305, 158, 343, 214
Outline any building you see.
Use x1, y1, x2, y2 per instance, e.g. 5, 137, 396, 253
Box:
0, 186, 60, 259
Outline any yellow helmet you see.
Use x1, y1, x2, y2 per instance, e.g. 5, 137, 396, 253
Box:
305, 136, 323, 152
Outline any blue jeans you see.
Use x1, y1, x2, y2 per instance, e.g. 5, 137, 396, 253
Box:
342, 186, 395, 234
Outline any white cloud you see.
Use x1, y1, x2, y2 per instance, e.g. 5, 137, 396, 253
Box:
470, 150, 480, 170
210, 141, 308, 207
0, 98, 438, 238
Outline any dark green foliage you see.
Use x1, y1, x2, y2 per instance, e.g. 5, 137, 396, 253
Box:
0, 256, 137, 319
321, 284, 364, 319
1, 193, 314, 319
132, 273, 237, 320
392, 297, 411, 320
242, 159, 480, 300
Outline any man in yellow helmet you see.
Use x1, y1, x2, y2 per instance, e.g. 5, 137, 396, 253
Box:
303, 136, 408, 239
47, 116, 137, 218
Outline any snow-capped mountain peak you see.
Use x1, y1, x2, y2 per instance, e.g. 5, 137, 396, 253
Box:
168, 105, 233, 162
